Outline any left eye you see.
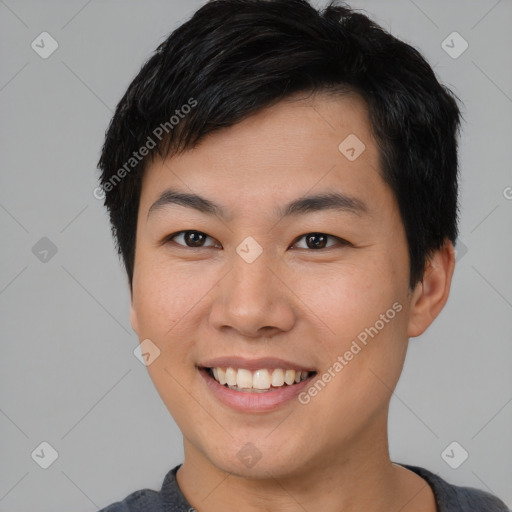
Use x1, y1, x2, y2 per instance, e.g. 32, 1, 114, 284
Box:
292, 233, 348, 250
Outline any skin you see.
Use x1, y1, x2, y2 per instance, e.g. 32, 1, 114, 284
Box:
130, 91, 455, 512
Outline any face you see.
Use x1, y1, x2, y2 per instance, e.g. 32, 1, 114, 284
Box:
130, 92, 416, 479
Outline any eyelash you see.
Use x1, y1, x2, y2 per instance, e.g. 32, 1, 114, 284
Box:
163, 230, 351, 251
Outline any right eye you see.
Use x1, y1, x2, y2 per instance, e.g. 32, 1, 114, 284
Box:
164, 230, 221, 249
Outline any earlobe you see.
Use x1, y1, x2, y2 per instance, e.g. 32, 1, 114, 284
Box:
407, 239, 456, 338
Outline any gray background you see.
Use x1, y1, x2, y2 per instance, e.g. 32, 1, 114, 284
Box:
0, 0, 511, 510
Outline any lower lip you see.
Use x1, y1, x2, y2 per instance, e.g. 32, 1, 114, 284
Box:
199, 367, 315, 413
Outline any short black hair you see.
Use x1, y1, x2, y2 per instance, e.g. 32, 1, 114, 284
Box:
97, 0, 462, 290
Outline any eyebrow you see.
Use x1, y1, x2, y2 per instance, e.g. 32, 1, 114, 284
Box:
147, 188, 368, 220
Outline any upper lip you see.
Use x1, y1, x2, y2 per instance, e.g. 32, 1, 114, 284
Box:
199, 356, 316, 372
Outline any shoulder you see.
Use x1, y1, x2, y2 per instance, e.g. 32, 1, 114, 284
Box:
97, 465, 192, 512
400, 464, 510, 512
98, 488, 163, 512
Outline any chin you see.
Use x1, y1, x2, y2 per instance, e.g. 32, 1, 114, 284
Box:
202, 437, 313, 481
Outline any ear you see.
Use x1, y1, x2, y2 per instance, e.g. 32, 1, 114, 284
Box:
130, 293, 139, 335
407, 239, 456, 338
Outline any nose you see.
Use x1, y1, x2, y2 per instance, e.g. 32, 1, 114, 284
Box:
209, 249, 296, 339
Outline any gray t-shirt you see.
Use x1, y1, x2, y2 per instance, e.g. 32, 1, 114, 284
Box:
98, 463, 509, 511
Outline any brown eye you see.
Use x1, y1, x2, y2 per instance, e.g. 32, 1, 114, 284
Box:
166, 230, 219, 248
305, 233, 328, 249
292, 232, 349, 250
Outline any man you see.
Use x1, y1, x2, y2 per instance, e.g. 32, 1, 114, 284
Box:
96, 1, 509, 510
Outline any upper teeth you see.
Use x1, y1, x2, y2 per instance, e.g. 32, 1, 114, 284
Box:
210, 367, 310, 389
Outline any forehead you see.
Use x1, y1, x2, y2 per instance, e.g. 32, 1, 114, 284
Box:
139, 91, 391, 219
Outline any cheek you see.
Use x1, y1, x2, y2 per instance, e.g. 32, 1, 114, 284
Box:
131, 261, 209, 418
295, 257, 403, 336
295, 257, 409, 388
132, 258, 209, 336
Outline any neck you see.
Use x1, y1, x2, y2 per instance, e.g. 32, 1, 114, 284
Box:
175, 412, 430, 512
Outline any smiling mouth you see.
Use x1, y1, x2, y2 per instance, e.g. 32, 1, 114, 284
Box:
203, 366, 317, 393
